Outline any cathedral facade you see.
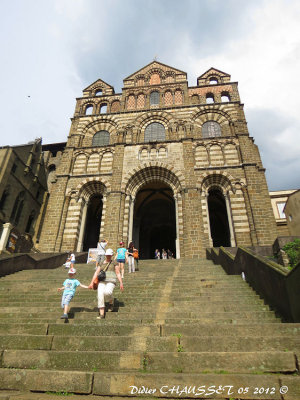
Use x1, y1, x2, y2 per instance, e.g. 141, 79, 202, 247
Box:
38, 61, 278, 258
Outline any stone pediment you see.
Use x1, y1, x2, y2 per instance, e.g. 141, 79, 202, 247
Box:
197, 68, 231, 85
123, 61, 187, 87
83, 79, 115, 96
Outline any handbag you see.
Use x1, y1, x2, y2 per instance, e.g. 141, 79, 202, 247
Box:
96, 260, 112, 284
133, 249, 139, 259
97, 269, 106, 281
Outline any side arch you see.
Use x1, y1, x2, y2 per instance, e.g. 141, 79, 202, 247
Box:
62, 179, 110, 252
197, 172, 249, 247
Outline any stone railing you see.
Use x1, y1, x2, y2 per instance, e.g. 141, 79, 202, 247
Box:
206, 246, 300, 323
0, 252, 88, 278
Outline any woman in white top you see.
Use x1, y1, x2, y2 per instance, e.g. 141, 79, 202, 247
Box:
96, 239, 108, 268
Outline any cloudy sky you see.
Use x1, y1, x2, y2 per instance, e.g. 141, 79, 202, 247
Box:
1, 0, 299, 191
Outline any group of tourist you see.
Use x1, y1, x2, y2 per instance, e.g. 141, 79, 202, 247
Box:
154, 248, 173, 259
58, 239, 138, 320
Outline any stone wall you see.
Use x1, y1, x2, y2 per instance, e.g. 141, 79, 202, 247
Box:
38, 62, 278, 258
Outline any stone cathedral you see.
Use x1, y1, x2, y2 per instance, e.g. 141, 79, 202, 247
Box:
38, 61, 278, 258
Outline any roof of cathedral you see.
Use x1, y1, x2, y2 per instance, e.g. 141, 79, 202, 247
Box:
124, 61, 187, 81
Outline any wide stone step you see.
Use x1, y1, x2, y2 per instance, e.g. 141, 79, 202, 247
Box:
162, 323, 300, 336
0, 369, 299, 399
1, 349, 296, 374
0, 311, 277, 322
0, 303, 272, 317
0, 316, 280, 326
1, 334, 299, 353
1, 322, 295, 337
0, 298, 267, 310
0, 287, 260, 298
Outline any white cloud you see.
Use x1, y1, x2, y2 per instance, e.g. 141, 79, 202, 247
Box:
0, 0, 299, 190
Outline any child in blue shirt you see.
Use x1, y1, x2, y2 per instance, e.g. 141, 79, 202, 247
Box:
115, 241, 127, 279
57, 268, 88, 319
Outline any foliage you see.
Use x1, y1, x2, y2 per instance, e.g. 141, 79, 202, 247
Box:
282, 239, 300, 268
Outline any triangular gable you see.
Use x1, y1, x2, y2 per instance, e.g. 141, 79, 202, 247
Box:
83, 79, 114, 94
124, 61, 187, 81
197, 67, 230, 80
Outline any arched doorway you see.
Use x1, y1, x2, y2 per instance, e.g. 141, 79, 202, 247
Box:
132, 182, 176, 259
83, 194, 103, 251
207, 188, 230, 247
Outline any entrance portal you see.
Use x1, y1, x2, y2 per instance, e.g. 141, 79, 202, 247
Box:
83, 195, 103, 251
133, 182, 176, 259
208, 188, 230, 247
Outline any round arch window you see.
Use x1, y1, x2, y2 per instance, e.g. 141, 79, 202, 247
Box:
150, 91, 160, 105
92, 131, 110, 146
144, 122, 165, 142
202, 121, 221, 138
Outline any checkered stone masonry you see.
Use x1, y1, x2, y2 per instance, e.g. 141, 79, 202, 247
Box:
39, 61, 278, 257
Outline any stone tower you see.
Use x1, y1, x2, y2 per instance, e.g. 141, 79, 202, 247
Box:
39, 61, 277, 258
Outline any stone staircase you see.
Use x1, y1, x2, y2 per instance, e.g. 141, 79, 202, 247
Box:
0, 258, 299, 400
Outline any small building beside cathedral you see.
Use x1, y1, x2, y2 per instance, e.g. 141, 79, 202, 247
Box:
0, 139, 47, 253
38, 61, 278, 258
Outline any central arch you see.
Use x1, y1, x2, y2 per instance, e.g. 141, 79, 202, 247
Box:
122, 164, 184, 259
133, 182, 176, 259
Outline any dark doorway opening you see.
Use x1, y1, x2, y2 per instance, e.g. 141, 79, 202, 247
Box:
207, 188, 231, 247
133, 182, 176, 259
83, 194, 103, 251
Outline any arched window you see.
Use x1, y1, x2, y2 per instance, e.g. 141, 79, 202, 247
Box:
137, 93, 145, 109
11, 191, 25, 225
221, 92, 230, 102
206, 93, 214, 104
100, 103, 107, 114
174, 90, 183, 105
85, 105, 93, 115
92, 131, 110, 146
164, 91, 173, 106
0, 187, 10, 210
25, 210, 36, 233
95, 89, 102, 96
144, 122, 165, 142
209, 77, 218, 84
202, 121, 222, 138
150, 91, 160, 106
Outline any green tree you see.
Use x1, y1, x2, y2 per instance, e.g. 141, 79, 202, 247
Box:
283, 239, 300, 268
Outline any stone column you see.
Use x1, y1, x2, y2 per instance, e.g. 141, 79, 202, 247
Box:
205, 194, 213, 247
174, 194, 180, 259
128, 196, 135, 243
224, 193, 236, 247
76, 199, 88, 252
99, 194, 107, 240
0, 223, 13, 252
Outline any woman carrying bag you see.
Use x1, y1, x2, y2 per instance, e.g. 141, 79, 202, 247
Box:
89, 248, 124, 319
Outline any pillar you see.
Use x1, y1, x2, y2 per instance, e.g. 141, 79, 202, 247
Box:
0, 223, 13, 252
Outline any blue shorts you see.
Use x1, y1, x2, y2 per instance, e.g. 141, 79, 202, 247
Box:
117, 259, 125, 263
61, 293, 73, 308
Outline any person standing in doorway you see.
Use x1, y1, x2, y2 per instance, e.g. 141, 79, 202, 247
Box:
167, 249, 173, 259
126, 241, 137, 273
115, 241, 127, 279
96, 239, 108, 269
155, 249, 160, 259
